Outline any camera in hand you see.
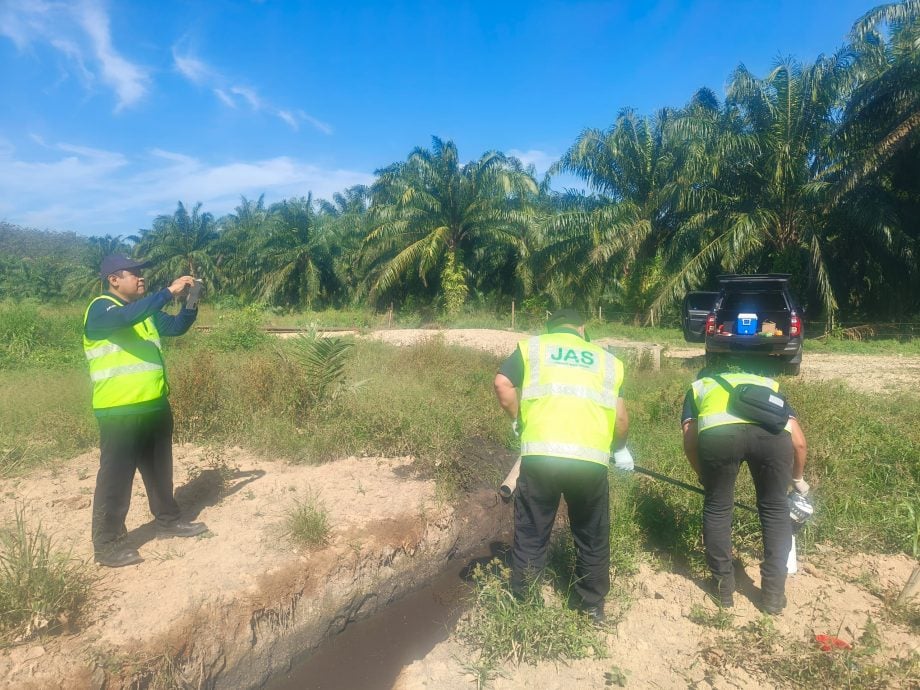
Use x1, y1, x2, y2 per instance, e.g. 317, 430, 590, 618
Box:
185, 279, 204, 309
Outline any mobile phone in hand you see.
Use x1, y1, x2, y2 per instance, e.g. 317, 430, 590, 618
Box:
185, 279, 204, 309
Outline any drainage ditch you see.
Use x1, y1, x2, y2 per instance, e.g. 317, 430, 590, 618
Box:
265, 540, 509, 690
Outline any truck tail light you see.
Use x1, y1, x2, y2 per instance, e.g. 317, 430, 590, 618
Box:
706, 313, 716, 336
790, 314, 801, 337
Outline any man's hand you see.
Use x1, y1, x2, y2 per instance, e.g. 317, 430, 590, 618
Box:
168, 276, 196, 297
791, 477, 810, 495
512, 419, 521, 438
612, 447, 634, 472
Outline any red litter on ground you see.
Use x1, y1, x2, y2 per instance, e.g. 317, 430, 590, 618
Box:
814, 634, 853, 652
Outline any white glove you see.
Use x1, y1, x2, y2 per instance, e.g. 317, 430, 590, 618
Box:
512, 419, 520, 438
791, 477, 810, 495
612, 447, 634, 472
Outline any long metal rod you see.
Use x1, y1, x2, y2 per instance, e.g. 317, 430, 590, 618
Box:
633, 465, 758, 514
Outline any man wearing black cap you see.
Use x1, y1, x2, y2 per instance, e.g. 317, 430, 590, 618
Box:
494, 308, 629, 622
83, 254, 207, 567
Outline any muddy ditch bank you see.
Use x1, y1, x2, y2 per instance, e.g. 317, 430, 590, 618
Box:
0, 442, 515, 689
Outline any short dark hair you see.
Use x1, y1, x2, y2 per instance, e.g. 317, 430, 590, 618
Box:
547, 308, 585, 329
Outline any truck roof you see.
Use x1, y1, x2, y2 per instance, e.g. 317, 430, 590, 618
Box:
717, 273, 791, 286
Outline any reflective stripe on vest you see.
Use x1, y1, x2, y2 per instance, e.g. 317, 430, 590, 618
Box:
518, 332, 624, 465
692, 373, 791, 433
83, 295, 167, 410
519, 441, 612, 465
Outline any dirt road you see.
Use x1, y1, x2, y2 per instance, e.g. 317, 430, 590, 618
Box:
368, 328, 920, 395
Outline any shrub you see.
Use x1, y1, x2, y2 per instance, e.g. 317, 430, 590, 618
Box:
208, 306, 268, 351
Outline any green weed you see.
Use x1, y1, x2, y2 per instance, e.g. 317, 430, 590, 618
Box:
282, 493, 330, 548
0, 507, 95, 644
457, 559, 606, 687
688, 602, 734, 629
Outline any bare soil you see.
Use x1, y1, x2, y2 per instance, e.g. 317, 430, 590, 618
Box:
2, 328, 917, 689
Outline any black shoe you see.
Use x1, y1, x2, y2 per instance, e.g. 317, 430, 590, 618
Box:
582, 604, 606, 624
156, 521, 208, 538
95, 546, 143, 568
709, 576, 735, 608
761, 592, 787, 615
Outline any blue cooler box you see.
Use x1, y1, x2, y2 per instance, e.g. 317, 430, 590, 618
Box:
736, 313, 758, 335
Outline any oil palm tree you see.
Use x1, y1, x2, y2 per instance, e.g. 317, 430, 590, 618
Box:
547, 108, 687, 316
217, 195, 272, 298
650, 56, 851, 322
318, 185, 372, 304
136, 202, 221, 287
252, 196, 335, 308
362, 137, 538, 313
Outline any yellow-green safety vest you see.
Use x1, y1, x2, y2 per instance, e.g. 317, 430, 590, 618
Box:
691, 373, 792, 433
518, 332, 624, 465
82, 295, 168, 410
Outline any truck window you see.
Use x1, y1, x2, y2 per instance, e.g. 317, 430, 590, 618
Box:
686, 293, 717, 310
720, 291, 789, 312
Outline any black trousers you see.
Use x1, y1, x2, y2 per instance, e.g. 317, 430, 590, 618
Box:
92, 405, 182, 551
511, 456, 610, 608
698, 424, 793, 597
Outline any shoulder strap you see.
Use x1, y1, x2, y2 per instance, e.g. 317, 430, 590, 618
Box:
711, 374, 735, 394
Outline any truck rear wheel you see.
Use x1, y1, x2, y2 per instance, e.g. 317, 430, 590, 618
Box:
783, 362, 801, 376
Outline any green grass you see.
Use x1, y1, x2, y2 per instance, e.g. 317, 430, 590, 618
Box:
283, 493, 330, 548
0, 368, 96, 476
0, 507, 95, 645
0, 300, 85, 369
456, 558, 606, 686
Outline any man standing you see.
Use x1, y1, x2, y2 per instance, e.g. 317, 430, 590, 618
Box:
681, 362, 808, 614
84, 254, 208, 567
494, 308, 629, 622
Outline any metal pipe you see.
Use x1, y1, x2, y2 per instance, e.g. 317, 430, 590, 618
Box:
632, 465, 758, 514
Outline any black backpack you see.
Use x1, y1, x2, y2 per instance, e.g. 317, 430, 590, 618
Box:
711, 375, 790, 434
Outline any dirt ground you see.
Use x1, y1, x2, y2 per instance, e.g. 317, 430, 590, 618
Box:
2, 328, 918, 688
395, 551, 919, 689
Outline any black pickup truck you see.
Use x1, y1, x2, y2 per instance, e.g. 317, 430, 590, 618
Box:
682, 274, 804, 375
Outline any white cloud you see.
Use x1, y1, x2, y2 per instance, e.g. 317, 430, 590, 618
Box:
75, 1, 147, 110
0, 140, 373, 235
277, 110, 297, 129
171, 45, 332, 134
507, 148, 558, 174
0, 0, 147, 110
229, 85, 262, 110
213, 88, 236, 108
299, 110, 333, 135
173, 51, 212, 85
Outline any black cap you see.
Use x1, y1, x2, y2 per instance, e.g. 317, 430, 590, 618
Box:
547, 307, 585, 329
100, 254, 149, 280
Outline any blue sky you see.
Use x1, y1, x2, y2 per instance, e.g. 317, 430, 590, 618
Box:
0, 0, 879, 237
